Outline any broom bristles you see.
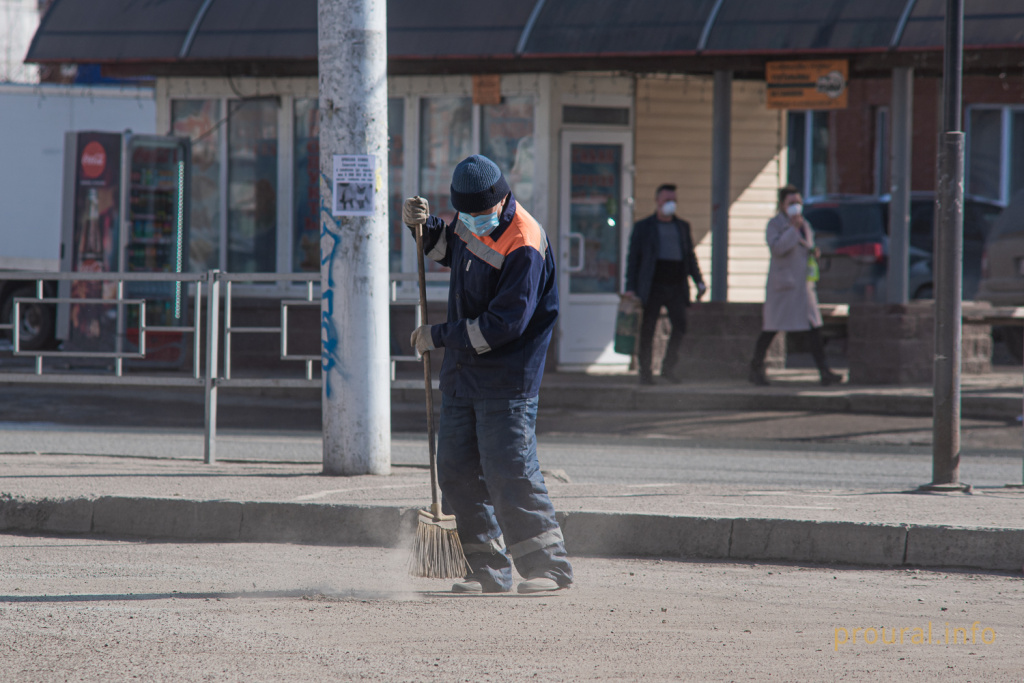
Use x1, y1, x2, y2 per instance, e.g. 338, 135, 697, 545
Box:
409, 518, 470, 579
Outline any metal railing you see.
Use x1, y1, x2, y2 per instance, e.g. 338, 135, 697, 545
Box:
0, 269, 447, 464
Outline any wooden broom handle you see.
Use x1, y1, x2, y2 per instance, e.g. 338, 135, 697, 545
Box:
413, 220, 441, 514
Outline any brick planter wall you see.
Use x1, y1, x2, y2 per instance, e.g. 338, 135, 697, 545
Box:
665, 302, 785, 380
847, 302, 991, 385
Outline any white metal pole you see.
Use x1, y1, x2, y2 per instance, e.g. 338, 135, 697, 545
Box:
318, 0, 391, 475
204, 270, 220, 465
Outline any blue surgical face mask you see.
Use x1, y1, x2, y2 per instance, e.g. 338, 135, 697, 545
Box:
459, 211, 500, 237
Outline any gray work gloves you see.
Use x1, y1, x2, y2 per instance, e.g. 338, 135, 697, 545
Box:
696, 282, 707, 301
403, 196, 429, 231
410, 325, 435, 354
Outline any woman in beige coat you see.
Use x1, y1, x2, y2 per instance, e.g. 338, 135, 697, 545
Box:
749, 185, 842, 386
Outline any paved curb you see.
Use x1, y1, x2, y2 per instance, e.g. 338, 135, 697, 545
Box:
2, 495, 1021, 573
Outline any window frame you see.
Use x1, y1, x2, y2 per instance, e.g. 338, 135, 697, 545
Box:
965, 103, 1024, 207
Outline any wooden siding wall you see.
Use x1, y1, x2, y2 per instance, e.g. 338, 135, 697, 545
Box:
634, 75, 784, 302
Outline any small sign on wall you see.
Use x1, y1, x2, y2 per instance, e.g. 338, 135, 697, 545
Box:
766, 60, 848, 110
472, 74, 502, 106
332, 154, 376, 217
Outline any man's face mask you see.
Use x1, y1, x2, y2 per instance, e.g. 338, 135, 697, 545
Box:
459, 210, 500, 237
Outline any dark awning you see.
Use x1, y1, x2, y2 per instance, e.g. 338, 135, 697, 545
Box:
25, 0, 1024, 76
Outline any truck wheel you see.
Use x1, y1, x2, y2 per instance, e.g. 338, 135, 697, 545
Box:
1, 285, 56, 351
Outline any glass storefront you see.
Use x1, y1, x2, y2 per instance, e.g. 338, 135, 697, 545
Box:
787, 110, 829, 198
967, 106, 1024, 204
419, 97, 473, 225
171, 88, 536, 278
227, 99, 278, 273
387, 100, 405, 273
292, 97, 405, 273
481, 96, 535, 211
171, 99, 221, 272
967, 108, 1001, 201
293, 98, 320, 272
567, 143, 622, 294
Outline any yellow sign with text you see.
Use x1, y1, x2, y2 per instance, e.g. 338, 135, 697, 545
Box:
766, 60, 849, 110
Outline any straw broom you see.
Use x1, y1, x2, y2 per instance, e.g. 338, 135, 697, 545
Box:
408, 211, 470, 579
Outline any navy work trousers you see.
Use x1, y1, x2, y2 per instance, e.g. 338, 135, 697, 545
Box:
437, 393, 573, 592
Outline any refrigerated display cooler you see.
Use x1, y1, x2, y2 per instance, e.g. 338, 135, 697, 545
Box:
58, 131, 190, 367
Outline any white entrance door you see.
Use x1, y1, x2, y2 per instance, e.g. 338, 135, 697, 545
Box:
557, 130, 633, 370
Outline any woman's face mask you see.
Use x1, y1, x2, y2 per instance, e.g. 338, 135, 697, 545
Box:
459, 210, 501, 237
786, 202, 803, 218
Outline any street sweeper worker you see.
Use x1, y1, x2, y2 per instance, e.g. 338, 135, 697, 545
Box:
403, 154, 574, 594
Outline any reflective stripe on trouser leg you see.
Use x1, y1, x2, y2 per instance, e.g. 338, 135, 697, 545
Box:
508, 528, 564, 560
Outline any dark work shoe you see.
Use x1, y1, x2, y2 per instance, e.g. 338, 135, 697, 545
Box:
820, 370, 843, 386
748, 362, 769, 386
639, 374, 655, 386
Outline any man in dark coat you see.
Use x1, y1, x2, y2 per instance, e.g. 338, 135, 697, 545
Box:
625, 184, 706, 385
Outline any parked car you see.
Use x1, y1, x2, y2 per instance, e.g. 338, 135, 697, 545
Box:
975, 189, 1024, 361
804, 193, 1004, 304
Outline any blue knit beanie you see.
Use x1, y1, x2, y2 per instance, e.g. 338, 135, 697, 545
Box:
450, 154, 510, 213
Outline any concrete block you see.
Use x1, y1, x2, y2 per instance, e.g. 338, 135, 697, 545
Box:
92, 497, 243, 541
0, 495, 93, 534
730, 518, 906, 566
560, 511, 731, 559
905, 525, 1024, 571
238, 502, 413, 548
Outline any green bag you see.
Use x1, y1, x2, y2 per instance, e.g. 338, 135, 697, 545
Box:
807, 254, 820, 282
614, 297, 642, 355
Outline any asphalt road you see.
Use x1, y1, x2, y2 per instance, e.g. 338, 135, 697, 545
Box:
1, 535, 1020, 682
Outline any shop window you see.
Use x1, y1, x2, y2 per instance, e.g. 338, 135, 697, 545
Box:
293, 98, 319, 273
171, 99, 221, 272
786, 111, 829, 198
481, 96, 535, 211
419, 97, 473, 224
967, 108, 1002, 201
387, 100, 405, 273
966, 106, 1024, 205
1010, 111, 1024, 199
228, 98, 278, 273
874, 106, 890, 196
292, 98, 404, 273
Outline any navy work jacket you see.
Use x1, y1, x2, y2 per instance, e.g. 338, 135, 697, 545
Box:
420, 195, 557, 399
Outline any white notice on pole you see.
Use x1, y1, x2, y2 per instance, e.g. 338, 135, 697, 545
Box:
332, 154, 376, 217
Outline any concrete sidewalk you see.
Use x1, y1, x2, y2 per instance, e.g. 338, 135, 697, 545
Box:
535, 367, 1024, 420
2, 449, 1022, 574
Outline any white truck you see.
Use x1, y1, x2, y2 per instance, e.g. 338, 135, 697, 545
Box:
0, 83, 155, 349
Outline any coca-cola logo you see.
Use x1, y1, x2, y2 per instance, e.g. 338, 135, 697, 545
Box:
80, 141, 107, 179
